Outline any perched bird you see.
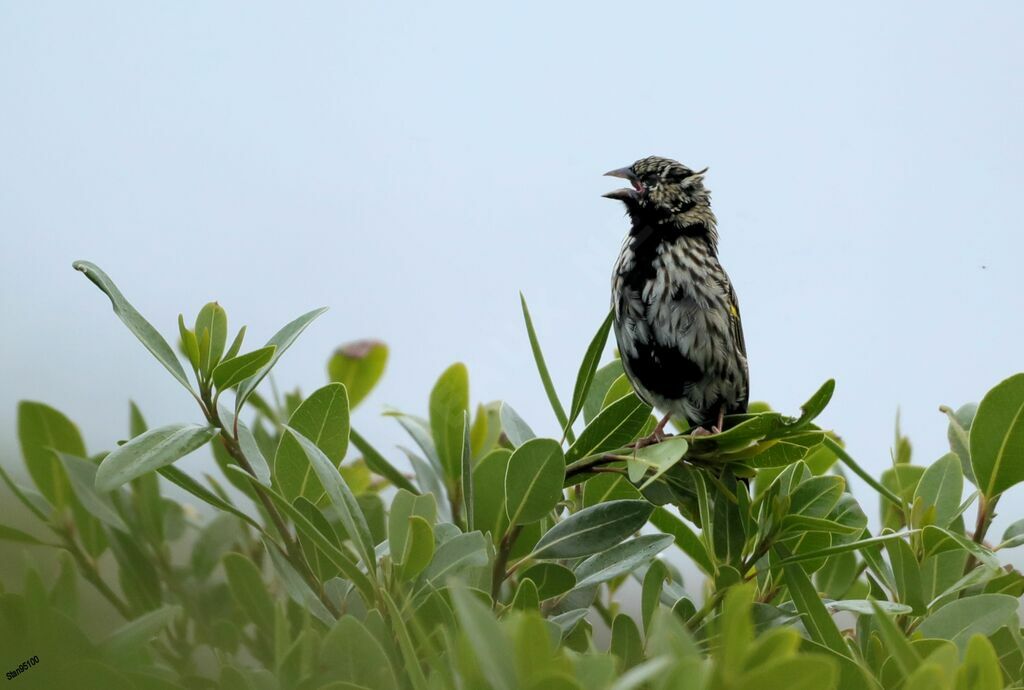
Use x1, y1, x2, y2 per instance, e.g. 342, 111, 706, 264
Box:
605, 156, 748, 442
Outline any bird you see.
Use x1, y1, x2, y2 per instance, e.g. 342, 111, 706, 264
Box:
605, 156, 748, 444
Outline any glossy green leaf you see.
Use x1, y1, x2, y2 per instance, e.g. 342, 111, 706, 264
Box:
776, 545, 849, 657
998, 518, 1024, 549
572, 534, 673, 590
398, 516, 435, 580
530, 500, 653, 560
519, 563, 576, 600
212, 346, 276, 391
450, 581, 517, 690
284, 427, 376, 573
157, 464, 262, 531
511, 578, 540, 611
944, 403, 977, 484
57, 453, 128, 532
223, 325, 246, 362
735, 656, 837, 690
566, 310, 614, 433
957, 634, 1003, 690
224, 465, 374, 600
235, 306, 328, 410
328, 340, 388, 409
583, 473, 642, 507
380, 592, 429, 690
499, 402, 537, 447
422, 531, 489, 587
195, 302, 228, 375
430, 362, 470, 479
789, 475, 844, 518
17, 401, 85, 508
970, 373, 1024, 498
461, 410, 474, 530
610, 613, 643, 671
216, 404, 271, 485
520, 293, 572, 442
96, 423, 217, 491
565, 393, 651, 463
320, 615, 399, 690
350, 428, 418, 494
99, 605, 181, 662
224, 552, 274, 633
886, 537, 926, 615
627, 437, 688, 489
262, 538, 334, 626
913, 453, 963, 528
916, 594, 1019, 654
73, 261, 195, 392
275, 383, 350, 503
649, 507, 715, 575
388, 489, 438, 562
583, 361, 624, 424
177, 314, 201, 371
505, 438, 565, 525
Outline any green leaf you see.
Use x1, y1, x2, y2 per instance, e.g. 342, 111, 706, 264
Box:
157, 464, 262, 531
212, 346, 276, 391
530, 500, 653, 560
195, 302, 229, 375
96, 423, 217, 491
610, 613, 643, 671
422, 531, 489, 587
397, 516, 434, 580
430, 363, 470, 480
224, 465, 374, 600
450, 581, 518, 690
263, 538, 334, 626
328, 340, 388, 409
520, 563, 576, 600
998, 518, 1024, 549
350, 428, 418, 494
505, 438, 565, 525
957, 634, 1003, 690
520, 294, 573, 441
735, 656, 837, 690
224, 552, 275, 634
886, 537, 926, 615
283, 427, 376, 574
499, 403, 537, 447
0, 524, 58, 547
583, 473, 642, 507
970, 373, 1024, 498
913, 453, 963, 528
223, 325, 246, 362
217, 404, 271, 485
461, 411, 474, 530
17, 401, 86, 508
944, 403, 977, 484
916, 594, 1019, 654
827, 599, 912, 615
572, 534, 673, 590
99, 605, 181, 662
235, 306, 328, 410
177, 314, 201, 371
869, 599, 921, 678
388, 489, 438, 562
649, 507, 715, 575
57, 453, 129, 532
565, 393, 652, 463
793, 379, 836, 428
776, 531, 914, 567
776, 544, 849, 657
274, 383, 350, 503
320, 615, 399, 690
379, 592, 428, 690
511, 578, 540, 611
73, 261, 195, 392
627, 437, 688, 489
584, 361, 625, 424
566, 311, 614, 434
789, 475, 844, 518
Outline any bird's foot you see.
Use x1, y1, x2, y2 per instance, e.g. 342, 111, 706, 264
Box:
630, 430, 673, 449
689, 425, 722, 437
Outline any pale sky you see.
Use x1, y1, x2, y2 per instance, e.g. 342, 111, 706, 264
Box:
2, 2, 1023, 536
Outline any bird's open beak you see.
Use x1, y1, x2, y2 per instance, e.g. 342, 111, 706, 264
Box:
602, 167, 640, 201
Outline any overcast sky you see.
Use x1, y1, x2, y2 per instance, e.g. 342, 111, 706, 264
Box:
2, 2, 1023, 536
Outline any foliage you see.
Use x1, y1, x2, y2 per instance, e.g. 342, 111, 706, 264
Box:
0, 261, 1022, 689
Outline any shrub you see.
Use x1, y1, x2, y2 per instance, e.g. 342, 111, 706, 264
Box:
1, 260, 1022, 689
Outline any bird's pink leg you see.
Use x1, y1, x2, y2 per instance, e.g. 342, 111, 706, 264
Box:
631, 412, 673, 448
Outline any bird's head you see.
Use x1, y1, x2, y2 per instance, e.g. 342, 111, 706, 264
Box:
603, 156, 715, 239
